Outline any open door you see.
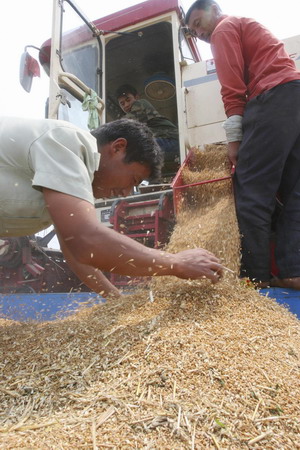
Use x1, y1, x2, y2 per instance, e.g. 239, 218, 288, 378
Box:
40, 0, 105, 129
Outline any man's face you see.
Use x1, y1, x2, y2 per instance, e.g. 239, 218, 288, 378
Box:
118, 93, 137, 113
187, 6, 219, 43
92, 139, 151, 199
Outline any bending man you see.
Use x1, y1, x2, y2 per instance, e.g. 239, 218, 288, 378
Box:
0, 116, 223, 298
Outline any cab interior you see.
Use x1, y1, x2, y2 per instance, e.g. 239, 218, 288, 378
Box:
104, 21, 180, 179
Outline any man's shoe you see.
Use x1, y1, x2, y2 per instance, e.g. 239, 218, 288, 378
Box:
270, 277, 300, 290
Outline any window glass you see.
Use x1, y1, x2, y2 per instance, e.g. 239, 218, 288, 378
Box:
60, 1, 101, 93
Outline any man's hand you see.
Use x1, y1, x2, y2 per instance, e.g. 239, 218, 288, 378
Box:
172, 248, 223, 284
227, 141, 241, 168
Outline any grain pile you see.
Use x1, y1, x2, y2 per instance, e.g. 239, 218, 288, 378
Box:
0, 146, 300, 449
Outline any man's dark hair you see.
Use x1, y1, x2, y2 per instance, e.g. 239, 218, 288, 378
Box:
115, 84, 138, 100
185, 0, 221, 25
91, 119, 164, 181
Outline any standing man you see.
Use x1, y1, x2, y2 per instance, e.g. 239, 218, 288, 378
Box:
0, 116, 223, 298
186, 0, 300, 288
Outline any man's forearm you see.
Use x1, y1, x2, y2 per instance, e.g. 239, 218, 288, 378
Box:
69, 224, 176, 277
72, 263, 121, 298
66, 224, 222, 283
44, 190, 223, 284
59, 233, 121, 298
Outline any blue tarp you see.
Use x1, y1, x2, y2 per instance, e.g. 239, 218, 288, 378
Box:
1, 288, 299, 322
260, 288, 300, 319
0, 292, 105, 322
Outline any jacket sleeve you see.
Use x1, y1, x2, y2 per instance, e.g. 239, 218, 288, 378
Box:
126, 99, 159, 124
211, 27, 247, 117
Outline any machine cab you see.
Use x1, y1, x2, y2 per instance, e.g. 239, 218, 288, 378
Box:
21, 0, 204, 175
94, 0, 201, 173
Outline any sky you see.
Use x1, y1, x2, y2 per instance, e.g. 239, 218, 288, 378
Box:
1, 0, 299, 120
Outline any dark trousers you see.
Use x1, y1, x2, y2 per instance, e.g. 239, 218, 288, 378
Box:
234, 80, 300, 281
156, 138, 180, 163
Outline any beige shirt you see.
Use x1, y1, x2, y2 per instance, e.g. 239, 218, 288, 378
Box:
0, 117, 100, 237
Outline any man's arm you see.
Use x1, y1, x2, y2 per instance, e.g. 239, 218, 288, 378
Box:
43, 188, 223, 285
227, 141, 240, 167
212, 28, 247, 117
222, 115, 243, 167
58, 234, 121, 298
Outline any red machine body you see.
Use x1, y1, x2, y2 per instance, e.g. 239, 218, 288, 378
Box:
0, 236, 90, 294
107, 190, 175, 287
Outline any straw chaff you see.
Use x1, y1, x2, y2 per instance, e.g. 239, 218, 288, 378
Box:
0, 145, 299, 449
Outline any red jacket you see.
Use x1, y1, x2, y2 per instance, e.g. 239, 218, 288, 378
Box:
211, 15, 300, 117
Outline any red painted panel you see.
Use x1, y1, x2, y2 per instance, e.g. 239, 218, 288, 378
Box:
94, 0, 183, 34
